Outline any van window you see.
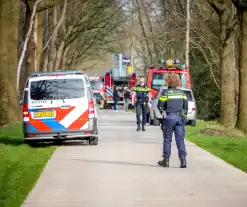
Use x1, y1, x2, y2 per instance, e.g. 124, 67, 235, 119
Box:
152, 72, 188, 90
30, 79, 57, 100
30, 79, 85, 100
57, 79, 85, 99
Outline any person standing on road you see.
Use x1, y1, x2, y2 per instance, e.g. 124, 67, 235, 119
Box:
113, 86, 119, 112
123, 86, 131, 112
132, 76, 151, 131
100, 92, 106, 109
157, 73, 188, 168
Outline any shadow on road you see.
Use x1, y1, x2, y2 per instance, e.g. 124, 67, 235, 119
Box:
66, 158, 180, 168
0, 136, 24, 146
58, 140, 89, 146
32, 140, 89, 148
0, 138, 90, 148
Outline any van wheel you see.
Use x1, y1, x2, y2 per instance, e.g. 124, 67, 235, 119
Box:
153, 118, 160, 126
89, 137, 98, 145
189, 120, 196, 127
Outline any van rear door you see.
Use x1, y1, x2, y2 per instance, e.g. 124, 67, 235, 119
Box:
28, 77, 64, 132
56, 76, 89, 131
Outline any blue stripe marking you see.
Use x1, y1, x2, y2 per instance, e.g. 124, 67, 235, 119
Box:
28, 108, 40, 112
41, 119, 67, 131
29, 124, 39, 132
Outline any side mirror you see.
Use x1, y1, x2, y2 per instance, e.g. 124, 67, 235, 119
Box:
20, 99, 23, 105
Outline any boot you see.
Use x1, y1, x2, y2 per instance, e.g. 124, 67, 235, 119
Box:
158, 157, 169, 167
180, 156, 187, 168
136, 124, 141, 131
142, 125, 146, 131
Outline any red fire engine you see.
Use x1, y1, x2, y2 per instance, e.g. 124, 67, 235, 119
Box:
102, 71, 136, 108
146, 59, 191, 99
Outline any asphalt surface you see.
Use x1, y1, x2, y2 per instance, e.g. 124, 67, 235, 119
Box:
22, 110, 247, 207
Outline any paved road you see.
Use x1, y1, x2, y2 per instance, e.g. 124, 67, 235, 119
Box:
22, 110, 247, 207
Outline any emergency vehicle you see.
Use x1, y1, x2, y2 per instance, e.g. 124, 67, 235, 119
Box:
20, 70, 98, 146
88, 76, 105, 104
146, 59, 191, 99
102, 53, 137, 108
103, 71, 136, 108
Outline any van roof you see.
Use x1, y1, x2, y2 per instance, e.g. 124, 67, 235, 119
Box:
30, 70, 84, 78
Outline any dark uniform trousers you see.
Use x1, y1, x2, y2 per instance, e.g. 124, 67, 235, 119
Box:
134, 84, 150, 126
136, 102, 147, 125
158, 88, 188, 159
162, 114, 186, 159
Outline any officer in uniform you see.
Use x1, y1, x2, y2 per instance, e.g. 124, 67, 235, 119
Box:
132, 76, 151, 131
157, 73, 188, 168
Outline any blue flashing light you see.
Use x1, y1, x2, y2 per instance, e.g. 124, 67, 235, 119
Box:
132, 72, 136, 76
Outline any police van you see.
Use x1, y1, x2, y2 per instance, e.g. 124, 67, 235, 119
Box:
20, 70, 98, 146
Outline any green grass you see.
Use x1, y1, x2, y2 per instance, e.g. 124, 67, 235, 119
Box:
186, 120, 247, 172
0, 124, 56, 207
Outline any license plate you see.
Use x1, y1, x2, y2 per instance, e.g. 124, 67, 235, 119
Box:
35, 111, 55, 118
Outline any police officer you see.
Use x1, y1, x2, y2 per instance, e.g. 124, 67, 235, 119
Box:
132, 76, 151, 131
157, 73, 188, 168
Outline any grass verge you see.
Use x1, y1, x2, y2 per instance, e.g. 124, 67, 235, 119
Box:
0, 123, 56, 207
186, 120, 247, 172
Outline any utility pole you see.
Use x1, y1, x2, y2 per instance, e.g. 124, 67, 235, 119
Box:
185, 0, 190, 68
130, 0, 134, 73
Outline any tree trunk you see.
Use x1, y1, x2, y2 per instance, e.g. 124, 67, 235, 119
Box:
54, 14, 66, 71
47, 5, 58, 72
140, 0, 157, 61
36, 12, 44, 71
218, 8, 237, 128
136, 0, 152, 64
40, 9, 49, 72
237, 11, 247, 132
54, 41, 65, 70
19, 5, 31, 92
0, 0, 20, 125
25, 30, 36, 78
47, 0, 67, 72
60, 44, 70, 69
19, 3, 37, 92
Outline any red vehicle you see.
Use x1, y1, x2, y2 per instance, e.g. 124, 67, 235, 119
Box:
146, 59, 191, 99
128, 73, 137, 88
102, 71, 136, 108
89, 76, 105, 104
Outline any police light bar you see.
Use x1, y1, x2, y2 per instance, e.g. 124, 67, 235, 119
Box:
31, 70, 84, 77
165, 59, 180, 65
161, 59, 184, 69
